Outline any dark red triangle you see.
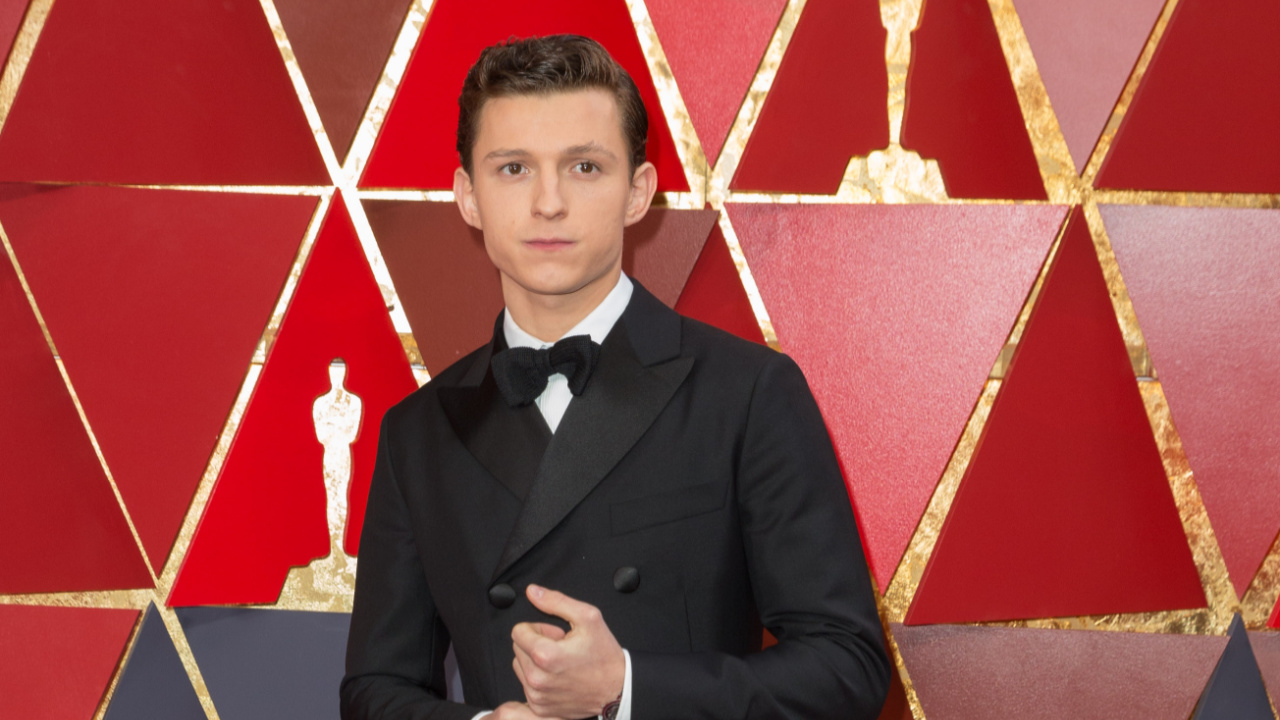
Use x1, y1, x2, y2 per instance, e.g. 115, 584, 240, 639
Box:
365, 201, 716, 375
1096, 0, 1280, 193
674, 218, 765, 344
169, 195, 417, 606
1, 184, 317, 572
1013, 0, 1165, 171
730, 0, 888, 193
907, 208, 1205, 624
1252, 629, 1280, 695
0, 0, 327, 185
1102, 205, 1280, 599
359, 0, 687, 192
645, 0, 786, 166
273, 0, 412, 162
900, 0, 1046, 199
0, 220, 152, 594
893, 623, 1226, 720
729, 203, 1066, 590
0, 605, 139, 720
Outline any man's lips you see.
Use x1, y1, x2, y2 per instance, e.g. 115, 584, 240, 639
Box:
524, 238, 575, 250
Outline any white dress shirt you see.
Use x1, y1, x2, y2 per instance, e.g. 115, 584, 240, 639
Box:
473, 273, 634, 719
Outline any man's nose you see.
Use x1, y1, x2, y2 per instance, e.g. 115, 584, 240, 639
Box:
531, 170, 567, 219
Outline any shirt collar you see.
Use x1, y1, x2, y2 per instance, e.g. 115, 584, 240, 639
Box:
503, 272, 634, 350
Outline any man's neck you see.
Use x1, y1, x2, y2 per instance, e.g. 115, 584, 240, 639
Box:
501, 268, 622, 343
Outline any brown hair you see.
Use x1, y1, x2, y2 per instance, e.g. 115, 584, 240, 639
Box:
456, 34, 648, 175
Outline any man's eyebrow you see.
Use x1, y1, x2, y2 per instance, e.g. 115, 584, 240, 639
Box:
482, 148, 531, 162
564, 142, 618, 160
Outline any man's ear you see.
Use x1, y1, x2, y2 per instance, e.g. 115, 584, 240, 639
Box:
623, 161, 658, 228
454, 166, 483, 230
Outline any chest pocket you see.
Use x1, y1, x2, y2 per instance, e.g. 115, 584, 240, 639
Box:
609, 481, 727, 536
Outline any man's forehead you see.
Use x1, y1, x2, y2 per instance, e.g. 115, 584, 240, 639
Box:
473, 89, 626, 154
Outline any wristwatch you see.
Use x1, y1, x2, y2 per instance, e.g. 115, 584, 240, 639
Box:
601, 691, 622, 720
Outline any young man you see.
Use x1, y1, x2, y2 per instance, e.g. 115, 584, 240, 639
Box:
341, 35, 890, 720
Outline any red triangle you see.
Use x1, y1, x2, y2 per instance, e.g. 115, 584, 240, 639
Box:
0, 605, 139, 720
674, 218, 765, 344
907, 208, 1205, 624
365, 201, 716, 375
729, 203, 1066, 590
1014, 0, 1165, 171
359, 0, 687, 192
645, 0, 785, 166
0, 244, 152, 593
0, 0, 327, 185
1096, 0, 1280, 193
893, 623, 1227, 720
900, 0, 1046, 199
1103, 205, 1280, 598
273, 0, 413, 162
1, 185, 317, 572
730, 0, 889, 193
169, 196, 417, 606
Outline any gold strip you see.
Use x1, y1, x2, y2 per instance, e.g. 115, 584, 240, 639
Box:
0, 223, 158, 583
0, 589, 154, 608
989, 212, 1069, 378
722, 192, 1058, 205
158, 193, 333, 592
257, 0, 343, 180
886, 627, 926, 720
626, 0, 707, 204
0, 0, 55, 135
714, 208, 779, 350
1093, 189, 1280, 209
90, 609, 145, 720
157, 604, 222, 720
985, 0, 1080, 204
356, 189, 455, 202
341, 0, 432, 183
1082, 200, 1152, 377
707, 0, 806, 206
27, 182, 331, 196
1080, 0, 1181, 184
1243, 529, 1280, 629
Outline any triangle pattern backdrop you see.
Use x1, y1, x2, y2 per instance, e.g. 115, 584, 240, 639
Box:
170, 197, 417, 606
644, 0, 787, 166
1096, 0, 1280, 193
0, 605, 138, 720
1, 184, 317, 572
672, 220, 766, 346
359, 0, 688, 191
0, 0, 328, 185
0, 0, 25, 67
899, 0, 1046, 199
102, 606, 206, 720
730, 0, 889, 193
907, 208, 1205, 624
1190, 615, 1275, 720
0, 215, 153, 594
1103, 205, 1280, 598
273, 0, 414, 162
729, 203, 1067, 590
1013, 0, 1166, 171
893, 623, 1227, 720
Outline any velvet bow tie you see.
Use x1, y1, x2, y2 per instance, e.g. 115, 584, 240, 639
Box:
490, 334, 602, 408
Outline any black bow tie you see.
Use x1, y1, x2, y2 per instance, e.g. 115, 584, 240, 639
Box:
491, 334, 602, 408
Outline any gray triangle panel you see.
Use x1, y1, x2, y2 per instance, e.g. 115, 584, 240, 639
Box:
1191, 615, 1275, 719
176, 606, 350, 720
103, 604, 206, 720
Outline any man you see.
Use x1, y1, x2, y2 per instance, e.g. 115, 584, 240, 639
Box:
341, 35, 890, 720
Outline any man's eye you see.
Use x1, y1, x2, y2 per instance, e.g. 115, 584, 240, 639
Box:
574, 161, 598, 174
501, 162, 524, 175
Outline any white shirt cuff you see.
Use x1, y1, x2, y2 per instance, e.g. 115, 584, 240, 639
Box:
607, 648, 633, 720
470, 713, 490, 720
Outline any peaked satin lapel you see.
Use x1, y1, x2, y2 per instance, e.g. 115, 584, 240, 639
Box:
492, 283, 693, 581
438, 315, 552, 501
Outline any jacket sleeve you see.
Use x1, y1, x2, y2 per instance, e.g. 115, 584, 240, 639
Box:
341, 413, 488, 720
629, 352, 892, 719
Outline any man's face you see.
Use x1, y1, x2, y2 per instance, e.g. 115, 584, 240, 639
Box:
454, 89, 656, 306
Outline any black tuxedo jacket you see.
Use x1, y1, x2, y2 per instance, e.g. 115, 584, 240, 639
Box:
341, 282, 889, 720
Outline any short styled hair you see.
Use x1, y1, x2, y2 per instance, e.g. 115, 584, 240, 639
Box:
456, 34, 649, 175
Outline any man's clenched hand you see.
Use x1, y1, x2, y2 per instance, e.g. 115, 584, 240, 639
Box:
511, 585, 625, 718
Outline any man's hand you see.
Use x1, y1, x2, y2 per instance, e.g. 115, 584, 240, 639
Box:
511, 584, 625, 718
490, 701, 564, 720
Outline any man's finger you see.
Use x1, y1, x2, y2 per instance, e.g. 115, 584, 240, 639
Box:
525, 584, 602, 630
527, 621, 567, 640
511, 622, 564, 667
